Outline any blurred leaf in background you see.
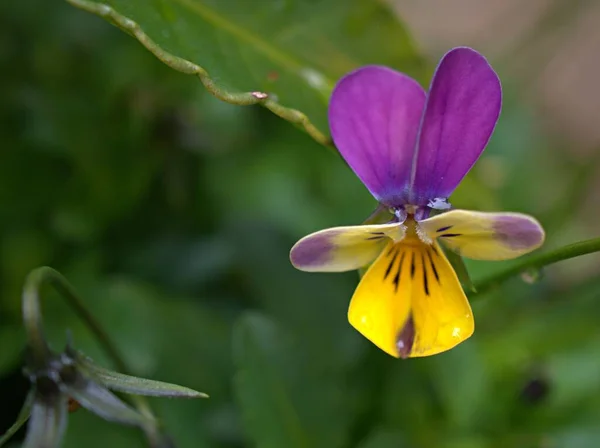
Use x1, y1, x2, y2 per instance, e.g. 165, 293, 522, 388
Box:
2, 0, 600, 447
66, 0, 426, 143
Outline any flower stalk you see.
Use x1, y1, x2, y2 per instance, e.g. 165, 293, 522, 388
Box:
22, 267, 125, 372
471, 237, 600, 297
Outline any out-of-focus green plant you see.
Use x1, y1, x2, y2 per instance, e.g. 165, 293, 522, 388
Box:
2, 0, 600, 447
0, 267, 206, 448
65, 0, 426, 147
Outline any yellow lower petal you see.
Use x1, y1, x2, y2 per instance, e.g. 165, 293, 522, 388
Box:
348, 225, 474, 358
409, 241, 474, 357
348, 241, 412, 357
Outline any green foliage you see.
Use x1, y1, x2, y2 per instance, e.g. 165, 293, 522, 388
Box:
66, 0, 425, 145
233, 313, 352, 448
2, 0, 600, 447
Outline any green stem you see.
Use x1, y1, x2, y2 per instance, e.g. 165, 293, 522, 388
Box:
471, 237, 600, 297
0, 390, 35, 446
21, 267, 157, 430
23, 267, 126, 371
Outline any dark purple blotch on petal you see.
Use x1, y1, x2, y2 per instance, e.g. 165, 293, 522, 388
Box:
492, 216, 544, 249
290, 232, 336, 268
396, 315, 415, 359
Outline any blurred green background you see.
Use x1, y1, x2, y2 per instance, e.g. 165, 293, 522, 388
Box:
2, 1, 600, 447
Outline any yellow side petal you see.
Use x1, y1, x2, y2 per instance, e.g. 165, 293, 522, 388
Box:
418, 209, 545, 260
348, 238, 473, 358
290, 223, 405, 272
409, 242, 474, 357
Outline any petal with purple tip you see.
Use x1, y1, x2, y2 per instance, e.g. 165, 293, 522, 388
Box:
290, 223, 405, 272
410, 47, 502, 204
329, 66, 426, 205
418, 210, 545, 260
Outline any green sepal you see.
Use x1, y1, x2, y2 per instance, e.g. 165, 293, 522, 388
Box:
73, 351, 208, 399
443, 246, 477, 293
58, 362, 152, 427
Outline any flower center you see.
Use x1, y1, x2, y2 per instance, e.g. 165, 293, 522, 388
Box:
390, 197, 452, 223
401, 217, 433, 246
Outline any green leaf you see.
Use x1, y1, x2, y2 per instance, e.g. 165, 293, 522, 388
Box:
0, 326, 24, 375
425, 343, 491, 430
59, 368, 152, 427
0, 390, 35, 447
381, 361, 440, 440
549, 427, 600, 448
232, 312, 352, 448
356, 429, 409, 448
66, 0, 425, 146
228, 223, 361, 370
75, 351, 208, 399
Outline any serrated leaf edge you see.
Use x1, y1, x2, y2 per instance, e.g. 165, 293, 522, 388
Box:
65, 0, 334, 149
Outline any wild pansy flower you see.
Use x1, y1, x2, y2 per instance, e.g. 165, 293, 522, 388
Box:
290, 47, 545, 359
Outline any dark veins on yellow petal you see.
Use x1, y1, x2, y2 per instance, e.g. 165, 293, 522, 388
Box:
393, 253, 405, 292
381, 244, 442, 297
366, 231, 386, 241
436, 225, 463, 238
383, 246, 405, 293
426, 250, 440, 282
421, 253, 429, 295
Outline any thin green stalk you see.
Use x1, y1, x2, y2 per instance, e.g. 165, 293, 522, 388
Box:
472, 237, 600, 297
0, 390, 35, 446
21, 267, 158, 435
23, 267, 125, 371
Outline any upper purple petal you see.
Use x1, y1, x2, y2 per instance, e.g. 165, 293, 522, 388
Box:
329, 66, 426, 205
409, 47, 502, 205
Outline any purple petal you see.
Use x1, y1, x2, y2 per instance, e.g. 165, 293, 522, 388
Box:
329, 66, 426, 205
410, 47, 502, 204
